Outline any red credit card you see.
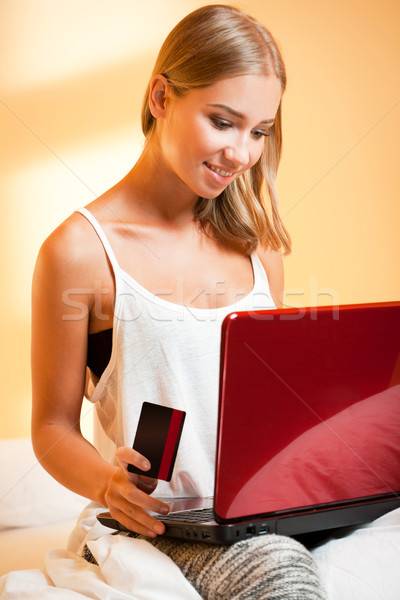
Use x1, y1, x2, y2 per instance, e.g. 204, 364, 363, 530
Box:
127, 402, 186, 482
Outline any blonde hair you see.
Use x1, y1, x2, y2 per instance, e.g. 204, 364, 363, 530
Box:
142, 4, 291, 255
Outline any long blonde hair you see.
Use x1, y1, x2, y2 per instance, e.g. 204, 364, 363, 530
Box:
142, 4, 291, 255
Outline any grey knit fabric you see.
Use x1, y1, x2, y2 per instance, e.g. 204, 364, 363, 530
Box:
83, 533, 326, 599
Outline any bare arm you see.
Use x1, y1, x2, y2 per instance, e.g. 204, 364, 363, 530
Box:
31, 216, 168, 536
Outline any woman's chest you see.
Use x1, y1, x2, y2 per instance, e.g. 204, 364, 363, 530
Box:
88, 221, 257, 333
110, 224, 255, 309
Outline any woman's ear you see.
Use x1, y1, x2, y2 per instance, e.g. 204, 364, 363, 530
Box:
148, 75, 171, 119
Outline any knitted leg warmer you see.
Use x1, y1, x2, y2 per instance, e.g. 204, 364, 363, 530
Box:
145, 534, 326, 600
83, 533, 326, 599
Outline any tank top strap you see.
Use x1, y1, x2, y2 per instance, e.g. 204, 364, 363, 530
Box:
251, 252, 272, 294
75, 207, 122, 278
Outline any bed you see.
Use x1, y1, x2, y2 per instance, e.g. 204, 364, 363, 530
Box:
1, 438, 399, 599
0, 438, 87, 577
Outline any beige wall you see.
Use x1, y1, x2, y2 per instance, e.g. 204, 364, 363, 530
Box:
1, 0, 399, 438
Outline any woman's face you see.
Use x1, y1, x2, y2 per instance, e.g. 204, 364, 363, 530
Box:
157, 73, 282, 200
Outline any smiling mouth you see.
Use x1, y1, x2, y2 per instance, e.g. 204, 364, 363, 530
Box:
204, 162, 235, 177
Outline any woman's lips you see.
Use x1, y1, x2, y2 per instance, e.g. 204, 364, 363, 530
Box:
204, 161, 236, 177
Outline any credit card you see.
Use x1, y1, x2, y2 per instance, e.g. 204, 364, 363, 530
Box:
127, 402, 186, 481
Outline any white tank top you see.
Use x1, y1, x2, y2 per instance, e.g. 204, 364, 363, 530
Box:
77, 207, 276, 499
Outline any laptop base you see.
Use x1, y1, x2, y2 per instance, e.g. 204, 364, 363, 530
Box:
97, 497, 400, 546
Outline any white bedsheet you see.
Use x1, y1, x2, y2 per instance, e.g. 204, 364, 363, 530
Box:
312, 507, 400, 600
0, 520, 75, 576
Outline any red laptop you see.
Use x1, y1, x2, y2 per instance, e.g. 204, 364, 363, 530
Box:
98, 301, 400, 544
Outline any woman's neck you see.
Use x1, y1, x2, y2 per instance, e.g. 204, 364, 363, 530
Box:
125, 140, 199, 227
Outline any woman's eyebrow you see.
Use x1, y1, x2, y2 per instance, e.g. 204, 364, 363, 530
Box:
207, 103, 275, 125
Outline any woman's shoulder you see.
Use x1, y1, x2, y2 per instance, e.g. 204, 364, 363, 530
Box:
35, 209, 105, 286
40, 210, 97, 259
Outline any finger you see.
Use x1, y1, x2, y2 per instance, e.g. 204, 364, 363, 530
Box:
121, 481, 170, 516
105, 479, 169, 536
111, 503, 165, 538
136, 475, 158, 494
107, 470, 169, 516
116, 446, 151, 472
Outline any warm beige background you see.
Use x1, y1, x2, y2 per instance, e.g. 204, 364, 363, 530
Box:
1, 0, 399, 438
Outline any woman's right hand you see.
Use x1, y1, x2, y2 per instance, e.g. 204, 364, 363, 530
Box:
104, 447, 170, 537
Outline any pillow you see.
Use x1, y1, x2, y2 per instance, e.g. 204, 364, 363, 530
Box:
0, 438, 88, 529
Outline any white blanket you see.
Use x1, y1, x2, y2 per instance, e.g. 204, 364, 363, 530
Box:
0, 503, 201, 600
1, 503, 400, 600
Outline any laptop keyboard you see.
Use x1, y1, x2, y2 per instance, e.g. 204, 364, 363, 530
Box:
159, 507, 214, 523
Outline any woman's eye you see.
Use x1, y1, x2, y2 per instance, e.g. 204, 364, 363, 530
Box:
211, 117, 232, 130
252, 130, 270, 139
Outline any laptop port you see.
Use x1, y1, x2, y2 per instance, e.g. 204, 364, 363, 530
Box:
258, 525, 268, 534
202, 531, 211, 539
246, 525, 256, 535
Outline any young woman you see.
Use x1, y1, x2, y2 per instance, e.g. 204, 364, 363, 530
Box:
31, 5, 325, 598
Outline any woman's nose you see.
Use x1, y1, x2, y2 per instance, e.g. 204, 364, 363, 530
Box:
223, 138, 250, 168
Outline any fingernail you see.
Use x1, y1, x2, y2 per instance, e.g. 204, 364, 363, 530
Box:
155, 523, 164, 534
159, 505, 169, 515
142, 460, 150, 470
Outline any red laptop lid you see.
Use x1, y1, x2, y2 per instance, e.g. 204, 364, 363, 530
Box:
214, 302, 400, 522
